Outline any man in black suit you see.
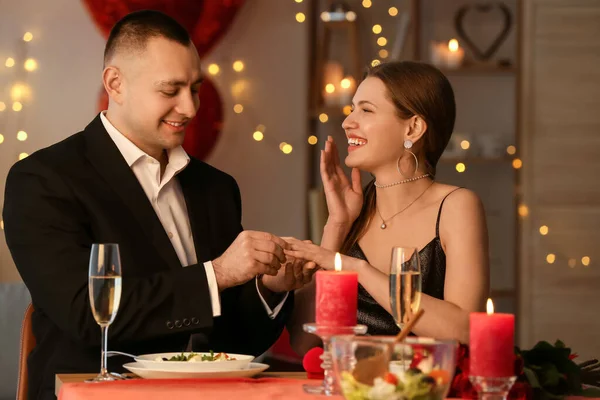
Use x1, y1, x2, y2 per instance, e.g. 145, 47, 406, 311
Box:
3, 11, 313, 400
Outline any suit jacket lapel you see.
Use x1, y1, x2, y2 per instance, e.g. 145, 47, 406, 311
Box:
177, 164, 212, 264
82, 115, 182, 270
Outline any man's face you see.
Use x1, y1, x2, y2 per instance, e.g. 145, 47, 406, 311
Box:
118, 36, 202, 155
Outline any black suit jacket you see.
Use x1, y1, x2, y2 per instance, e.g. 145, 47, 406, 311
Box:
2, 115, 291, 400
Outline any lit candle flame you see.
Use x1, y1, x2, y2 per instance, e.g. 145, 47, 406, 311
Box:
334, 252, 342, 272
486, 298, 494, 315
448, 39, 459, 52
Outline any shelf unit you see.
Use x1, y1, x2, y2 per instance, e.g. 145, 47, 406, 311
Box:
439, 157, 514, 165
439, 65, 517, 76
409, 0, 521, 317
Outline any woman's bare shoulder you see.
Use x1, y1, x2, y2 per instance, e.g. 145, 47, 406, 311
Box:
428, 183, 485, 225
430, 183, 481, 208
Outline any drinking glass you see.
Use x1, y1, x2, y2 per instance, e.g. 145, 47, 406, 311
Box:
389, 247, 422, 329
86, 243, 122, 382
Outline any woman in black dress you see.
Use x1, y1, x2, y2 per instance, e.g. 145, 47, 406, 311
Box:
287, 61, 490, 354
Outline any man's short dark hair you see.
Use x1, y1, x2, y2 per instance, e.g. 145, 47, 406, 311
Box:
103, 10, 191, 66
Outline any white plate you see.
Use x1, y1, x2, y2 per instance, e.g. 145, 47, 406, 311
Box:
134, 352, 254, 372
123, 362, 270, 379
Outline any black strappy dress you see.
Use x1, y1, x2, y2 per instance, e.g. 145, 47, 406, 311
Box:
348, 189, 461, 335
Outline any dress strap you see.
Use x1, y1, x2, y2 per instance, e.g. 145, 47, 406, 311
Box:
436, 187, 464, 237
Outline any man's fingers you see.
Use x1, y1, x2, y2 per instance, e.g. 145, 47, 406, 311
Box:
264, 266, 279, 276
244, 231, 290, 250
253, 239, 286, 264
293, 258, 304, 281
305, 261, 317, 270
284, 263, 297, 286
253, 251, 282, 270
302, 264, 314, 284
256, 260, 279, 276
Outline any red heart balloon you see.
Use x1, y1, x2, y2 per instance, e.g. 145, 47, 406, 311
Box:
181, 78, 223, 160
191, 0, 246, 57
81, 0, 245, 58
96, 77, 223, 161
81, 0, 204, 38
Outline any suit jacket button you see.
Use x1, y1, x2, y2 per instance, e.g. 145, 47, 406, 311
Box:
183, 318, 191, 326
191, 317, 199, 325
166, 321, 174, 329
175, 320, 182, 328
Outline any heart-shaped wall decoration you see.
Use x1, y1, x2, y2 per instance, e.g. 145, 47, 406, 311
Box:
454, 1, 513, 61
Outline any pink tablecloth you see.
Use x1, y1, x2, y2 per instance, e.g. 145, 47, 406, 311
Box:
57, 378, 600, 400
58, 378, 345, 400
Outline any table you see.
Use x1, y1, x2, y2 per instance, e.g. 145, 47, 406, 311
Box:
56, 372, 314, 398
55, 374, 600, 400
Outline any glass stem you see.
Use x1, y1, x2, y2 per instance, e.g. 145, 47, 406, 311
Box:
321, 337, 335, 396
470, 376, 516, 400
100, 325, 109, 377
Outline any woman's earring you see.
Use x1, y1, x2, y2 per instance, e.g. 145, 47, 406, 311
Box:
397, 140, 418, 178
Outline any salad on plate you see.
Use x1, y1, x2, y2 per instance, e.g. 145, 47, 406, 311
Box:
155, 350, 237, 362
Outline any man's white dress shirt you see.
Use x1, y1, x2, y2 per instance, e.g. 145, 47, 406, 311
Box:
100, 112, 287, 319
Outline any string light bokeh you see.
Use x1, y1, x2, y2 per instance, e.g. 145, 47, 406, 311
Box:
2, 6, 594, 272
0, 31, 36, 168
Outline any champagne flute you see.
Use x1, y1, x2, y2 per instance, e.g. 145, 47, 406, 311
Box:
86, 243, 122, 382
389, 247, 422, 330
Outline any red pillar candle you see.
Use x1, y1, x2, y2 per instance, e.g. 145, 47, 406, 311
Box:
470, 299, 515, 377
315, 253, 358, 327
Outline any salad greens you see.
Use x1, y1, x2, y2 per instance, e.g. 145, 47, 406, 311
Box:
340, 367, 449, 400
161, 350, 236, 362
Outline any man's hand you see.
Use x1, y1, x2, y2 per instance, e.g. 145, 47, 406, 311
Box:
283, 237, 365, 272
212, 231, 288, 290
260, 254, 318, 293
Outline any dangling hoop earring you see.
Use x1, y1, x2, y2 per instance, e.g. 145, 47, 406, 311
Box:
396, 140, 418, 178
